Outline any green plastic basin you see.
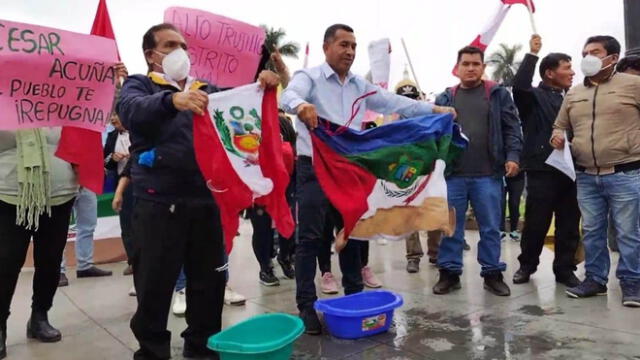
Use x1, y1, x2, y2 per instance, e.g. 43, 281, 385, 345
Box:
207, 313, 304, 360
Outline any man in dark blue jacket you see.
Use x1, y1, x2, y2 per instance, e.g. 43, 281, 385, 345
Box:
433, 46, 522, 297
117, 23, 278, 360
511, 35, 580, 287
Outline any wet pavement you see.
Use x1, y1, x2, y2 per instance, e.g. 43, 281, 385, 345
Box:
6, 221, 640, 359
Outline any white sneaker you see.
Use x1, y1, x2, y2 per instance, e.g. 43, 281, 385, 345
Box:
128, 285, 136, 297
224, 286, 246, 306
172, 289, 186, 315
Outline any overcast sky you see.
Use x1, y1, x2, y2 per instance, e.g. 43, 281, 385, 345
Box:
1, 0, 626, 95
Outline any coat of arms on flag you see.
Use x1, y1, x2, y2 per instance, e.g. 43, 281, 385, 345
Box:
193, 84, 294, 253
310, 113, 467, 250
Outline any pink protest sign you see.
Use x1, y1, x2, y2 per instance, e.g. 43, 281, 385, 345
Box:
165, 7, 265, 88
0, 19, 118, 132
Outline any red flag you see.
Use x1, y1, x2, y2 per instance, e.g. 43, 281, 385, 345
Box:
311, 132, 376, 240
253, 89, 295, 240
452, 1, 511, 76
193, 88, 294, 254
193, 108, 252, 254
502, 0, 535, 13
55, 0, 119, 194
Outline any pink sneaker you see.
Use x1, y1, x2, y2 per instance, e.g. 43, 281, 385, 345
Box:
362, 266, 382, 288
320, 272, 339, 294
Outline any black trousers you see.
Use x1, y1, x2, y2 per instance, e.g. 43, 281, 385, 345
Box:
518, 170, 581, 275
119, 184, 135, 264
0, 199, 74, 324
277, 230, 295, 263
130, 199, 226, 360
501, 173, 525, 232
276, 179, 297, 263
317, 208, 337, 274
296, 157, 364, 311
248, 206, 276, 272
314, 206, 372, 270
361, 241, 369, 266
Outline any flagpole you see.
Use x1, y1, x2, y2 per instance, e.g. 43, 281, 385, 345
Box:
400, 38, 424, 99
303, 42, 309, 69
525, 0, 538, 34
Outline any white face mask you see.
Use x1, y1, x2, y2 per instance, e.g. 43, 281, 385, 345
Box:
155, 48, 191, 81
580, 54, 613, 77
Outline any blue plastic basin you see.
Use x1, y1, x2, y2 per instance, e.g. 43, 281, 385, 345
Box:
314, 290, 403, 339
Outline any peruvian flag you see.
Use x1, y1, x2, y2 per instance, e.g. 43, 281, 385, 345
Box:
56, 0, 119, 194
453, 0, 535, 75
193, 84, 295, 253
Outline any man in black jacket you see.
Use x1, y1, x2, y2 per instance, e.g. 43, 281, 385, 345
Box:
512, 35, 581, 287
117, 23, 279, 360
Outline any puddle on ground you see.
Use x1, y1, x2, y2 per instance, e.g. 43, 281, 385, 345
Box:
292, 306, 625, 359
517, 304, 564, 316
387, 307, 599, 359
419, 337, 455, 351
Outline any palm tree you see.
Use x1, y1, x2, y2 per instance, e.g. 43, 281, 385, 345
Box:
260, 25, 300, 71
487, 43, 523, 87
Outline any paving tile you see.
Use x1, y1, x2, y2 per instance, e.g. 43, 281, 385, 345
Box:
291, 334, 379, 360
343, 343, 427, 360
6, 228, 640, 359
383, 304, 640, 359
4, 325, 132, 360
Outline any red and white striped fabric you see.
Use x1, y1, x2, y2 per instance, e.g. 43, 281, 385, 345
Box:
193, 84, 294, 253
56, 0, 119, 194
453, 0, 535, 75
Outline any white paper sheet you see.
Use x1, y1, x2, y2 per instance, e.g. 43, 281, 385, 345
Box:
545, 131, 576, 181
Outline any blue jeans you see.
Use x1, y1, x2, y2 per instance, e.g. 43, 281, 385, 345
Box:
576, 171, 640, 286
61, 188, 97, 272
437, 176, 506, 276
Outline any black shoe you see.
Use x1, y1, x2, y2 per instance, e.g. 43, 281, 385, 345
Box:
483, 273, 511, 296
58, 273, 69, 287
406, 259, 420, 273
1, 321, 6, 360
512, 269, 531, 284
76, 266, 113, 278
259, 269, 280, 286
463, 241, 471, 251
621, 281, 640, 308
566, 278, 607, 298
556, 272, 581, 288
300, 309, 321, 335
183, 342, 220, 359
428, 257, 438, 265
277, 257, 295, 279
26, 311, 61, 343
433, 269, 461, 295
